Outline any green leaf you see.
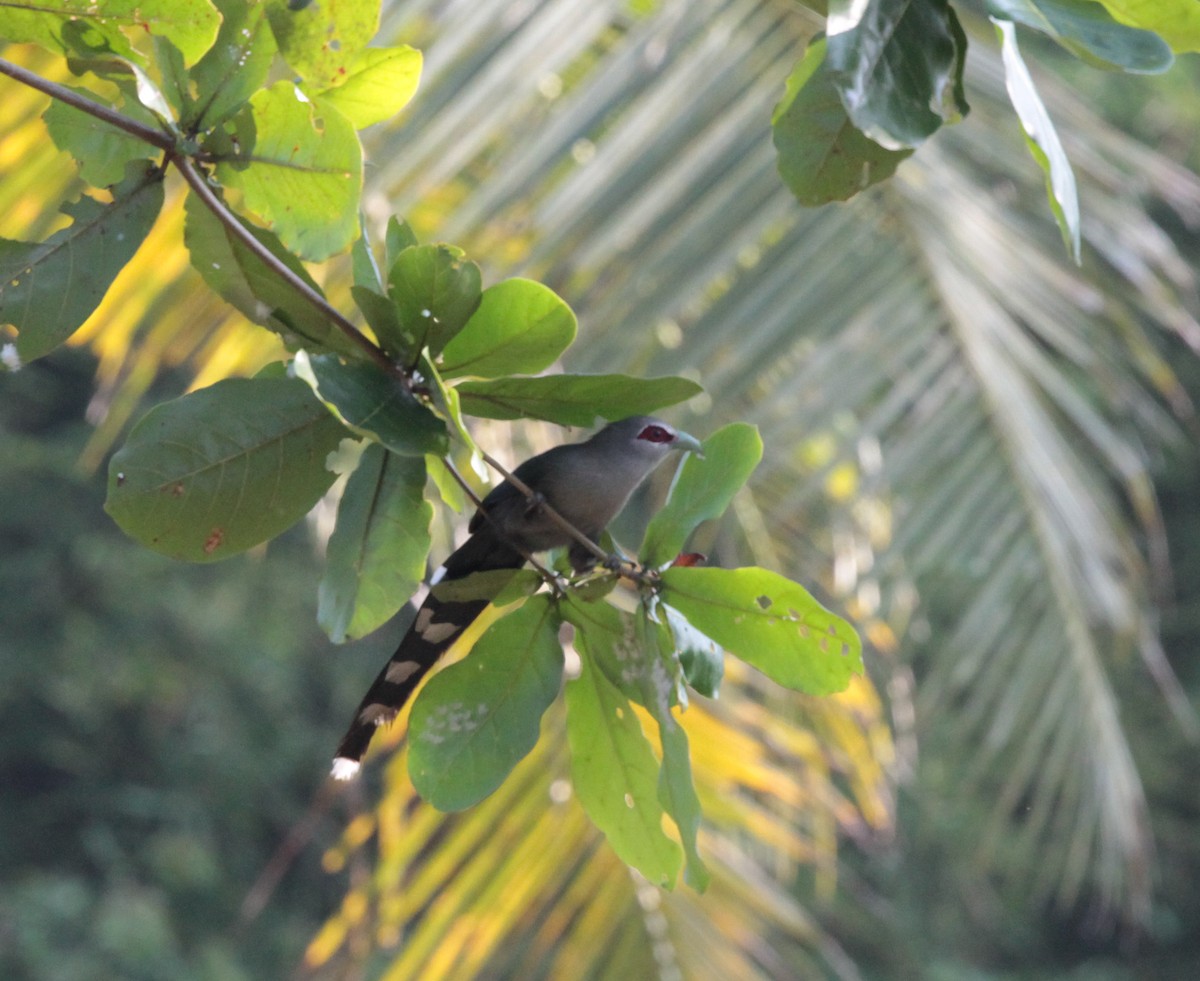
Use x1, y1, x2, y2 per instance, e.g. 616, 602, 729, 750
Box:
987, 0, 1173, 72
0, 163, 163, 363
630, 610, 709, 888
216, 81, 363, 262
182, 193, 360, 357
641, 423, 763, 567
0, 0, 219, 64
187, 0, 278, 132
826, 0, 970, 149
661, 566, 862, 696
455, 373, 703, 426
42, 89, 156, 187
565, 639, 683, 888
1095, 0, 1200, 53
351, 220, 384, 293
266, 0, 379, 87
772, 36, 912, 205
385, 216, 419, 261
993, 19, 1082, 262
317, 45, 423, 129
385, 245, 483, 360
408, 595, 564, 811
318, 444, 433, 643
664, 603, 724, 699
105, 377, 347, 561
296, 352, 450, 456
439, 278, 577, 380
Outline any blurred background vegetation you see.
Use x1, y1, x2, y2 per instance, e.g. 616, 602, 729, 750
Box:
3, 0, 1200, 978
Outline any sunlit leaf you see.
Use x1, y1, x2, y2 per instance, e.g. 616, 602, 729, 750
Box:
217, 81, 362, 261
0, 0, 219, 64
105, 376, 347, 561
187, 0, 278, 132
993, 18, 1081, 261
565, 642, 683, 888
317, 45, 423, 129
266, 0, 380, 87
662, 566, 862, 696
987, 0, 1172, 72
439, 278, 577, 380
318, 443, 432, 642
1095, 0, 1200, 52
42, 88, 156, 188
641, 423, 762, 567
408, 595, 563, 811
386, 244, 482, 359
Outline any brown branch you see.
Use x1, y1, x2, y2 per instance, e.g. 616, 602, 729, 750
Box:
0, 56, 402, 380
0, 57, 174, 149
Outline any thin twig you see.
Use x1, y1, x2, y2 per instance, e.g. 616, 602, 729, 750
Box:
440, 457, 561, 587
479, 450, 608, 564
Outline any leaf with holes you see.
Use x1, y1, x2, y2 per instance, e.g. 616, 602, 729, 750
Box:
319, 444, 433, 643
266, 0, 379, 87
0, 163, 163, 362
661, 566, 862, 695
408, 595, 563, 811
385, 244, 482, 359
565, 636, 683, 888
455, 373, 703, 426
217, 81, 362, 261
105, 377, 347, 561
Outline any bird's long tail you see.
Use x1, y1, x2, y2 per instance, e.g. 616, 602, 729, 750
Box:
331, 529, 525, 778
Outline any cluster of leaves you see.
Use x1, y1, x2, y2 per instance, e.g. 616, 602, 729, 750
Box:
775, 0, 1187, 260
0, 0, 864, 891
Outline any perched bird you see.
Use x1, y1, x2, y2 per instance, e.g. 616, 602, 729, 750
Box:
331, 415, 702, 778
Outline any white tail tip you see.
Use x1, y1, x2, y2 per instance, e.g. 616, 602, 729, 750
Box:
331, 757, 361, 781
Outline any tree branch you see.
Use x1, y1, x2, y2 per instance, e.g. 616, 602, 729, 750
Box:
169, 155, 399, 376
0, 57, 174, 149
0, 56, 403, 381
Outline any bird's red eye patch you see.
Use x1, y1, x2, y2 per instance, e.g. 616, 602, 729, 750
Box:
637, 424, 674, 444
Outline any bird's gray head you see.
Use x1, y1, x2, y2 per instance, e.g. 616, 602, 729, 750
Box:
588, 415, 704, 461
